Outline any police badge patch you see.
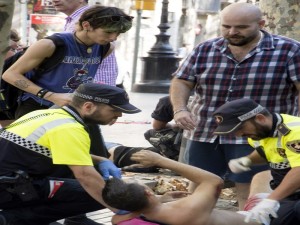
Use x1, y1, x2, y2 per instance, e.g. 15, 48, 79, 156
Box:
286, 140, 300, 153
277, 148, 287, 158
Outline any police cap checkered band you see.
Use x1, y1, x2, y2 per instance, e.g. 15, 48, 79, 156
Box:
212, 98, 265, 134
74, 83, 141, 114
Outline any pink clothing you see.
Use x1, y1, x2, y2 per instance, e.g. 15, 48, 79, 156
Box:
118, 218, 159, 225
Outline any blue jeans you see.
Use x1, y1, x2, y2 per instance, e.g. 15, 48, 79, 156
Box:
187, 139, 269, 183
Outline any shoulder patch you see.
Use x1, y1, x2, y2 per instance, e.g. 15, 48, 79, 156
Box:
277, 123, 291, 136
277, 148, 287, 158
286, 140, 300, 153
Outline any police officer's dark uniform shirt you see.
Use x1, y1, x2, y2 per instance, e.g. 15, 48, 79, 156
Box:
248, 113, 300, 189
0, 107, 93, 178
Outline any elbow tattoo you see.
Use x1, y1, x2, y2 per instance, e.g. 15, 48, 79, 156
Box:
14, 79, 30, 89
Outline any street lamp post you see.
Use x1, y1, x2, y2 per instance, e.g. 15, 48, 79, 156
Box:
132, 0, 181, 93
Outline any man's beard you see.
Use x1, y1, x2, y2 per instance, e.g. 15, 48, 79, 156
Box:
251, 121, 271, 140
226, 33, 258, 46
83, 117, 107, 125
83, 113, 111, 125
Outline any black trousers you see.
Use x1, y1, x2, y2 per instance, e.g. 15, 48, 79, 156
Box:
0, 177, 104, 225
271, 195, 300, 225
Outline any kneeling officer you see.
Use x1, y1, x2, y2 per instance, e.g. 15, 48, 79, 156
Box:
0, 83, 140, 225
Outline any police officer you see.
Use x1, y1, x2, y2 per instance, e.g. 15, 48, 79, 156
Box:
0, 83, 140, 225
213, 98, 300, 225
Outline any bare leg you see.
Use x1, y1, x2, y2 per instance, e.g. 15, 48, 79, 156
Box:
248, 170, 272, 197
241, 170, 272, 211
235, 182, 250, 210
208, 209, 262, 225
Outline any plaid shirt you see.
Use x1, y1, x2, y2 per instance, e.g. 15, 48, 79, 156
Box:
94, 51, 118, 86
64, 5, 118, 86
64, 5, 90, 33
174, 30, 300, 144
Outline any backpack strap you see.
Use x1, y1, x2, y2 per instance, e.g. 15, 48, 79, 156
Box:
34, 35, 66, 75
34, 35, 109, 77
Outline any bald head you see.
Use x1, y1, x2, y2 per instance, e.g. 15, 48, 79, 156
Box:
221, 3, 263, 23
220, 3, 265, 47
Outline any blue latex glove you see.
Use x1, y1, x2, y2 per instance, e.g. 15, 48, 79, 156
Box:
98, 160, 122, 180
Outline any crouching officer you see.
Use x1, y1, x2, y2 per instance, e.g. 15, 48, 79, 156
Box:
213, 98, 300, 225
0, 83, 141, 225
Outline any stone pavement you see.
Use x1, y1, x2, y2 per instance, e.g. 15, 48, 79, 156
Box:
101, 91, 168, 147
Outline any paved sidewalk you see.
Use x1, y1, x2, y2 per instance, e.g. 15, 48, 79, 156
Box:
101, 91, 168, 147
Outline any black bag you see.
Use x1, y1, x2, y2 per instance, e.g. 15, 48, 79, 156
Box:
113, 146, 160, 173
0, 35, 110, 119
144, 128, 182, 161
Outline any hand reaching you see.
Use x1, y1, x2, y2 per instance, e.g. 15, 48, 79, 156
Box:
173, 110, 197, 130
130, 150, 162, 167
244, 198, 280, 225
98, 160, 122, 180
46, 92, 72, 107
228, 157, 252, 173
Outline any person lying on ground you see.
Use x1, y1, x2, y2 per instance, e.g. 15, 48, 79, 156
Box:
102, 150, 261, 225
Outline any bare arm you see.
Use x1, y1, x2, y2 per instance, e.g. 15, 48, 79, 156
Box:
131, 150, 223, 192
169, 77, 196, 130
152, 119, 172, 130
2, 39, 72, 107
131, 150, 224, 225
2, 39, 55, 95
247, 149, 268, 164
170, 77, 194, 112
69, 165, 115, 210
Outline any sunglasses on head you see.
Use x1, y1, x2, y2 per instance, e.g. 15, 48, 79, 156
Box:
95, 15, 134, 22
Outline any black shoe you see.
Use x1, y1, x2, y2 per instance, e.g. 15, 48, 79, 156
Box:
64, 215, 104, 225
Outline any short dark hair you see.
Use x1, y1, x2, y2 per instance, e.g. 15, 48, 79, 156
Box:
102, 178, 150, 211
79, 5, 133, 33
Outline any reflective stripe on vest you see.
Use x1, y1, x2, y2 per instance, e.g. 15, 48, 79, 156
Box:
0, 117, 78, 158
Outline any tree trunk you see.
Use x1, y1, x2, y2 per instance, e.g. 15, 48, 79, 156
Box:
259, 0, 300, 41
0, 0, 15, 72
